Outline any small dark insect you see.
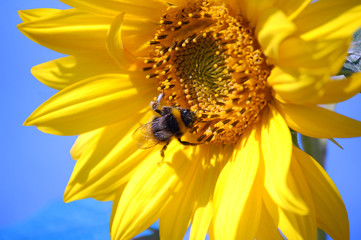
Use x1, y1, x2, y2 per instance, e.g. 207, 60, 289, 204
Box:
132, 92, 198, 159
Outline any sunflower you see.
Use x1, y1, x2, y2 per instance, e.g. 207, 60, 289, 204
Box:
18, 0, 361, 239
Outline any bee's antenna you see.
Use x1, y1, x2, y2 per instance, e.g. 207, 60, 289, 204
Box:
151, 91, 164, 112
156, 91, 164, 104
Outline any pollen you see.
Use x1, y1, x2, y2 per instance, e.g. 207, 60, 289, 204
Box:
143, 0, 272, 144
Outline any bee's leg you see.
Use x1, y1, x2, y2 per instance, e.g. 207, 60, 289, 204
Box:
177, 138, 198, 146
151, 101, 162, 115
158, 140, 170, 165
160, 144, 167, 158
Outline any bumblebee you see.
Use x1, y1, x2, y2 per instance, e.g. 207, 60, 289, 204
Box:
133, 93, 198, 158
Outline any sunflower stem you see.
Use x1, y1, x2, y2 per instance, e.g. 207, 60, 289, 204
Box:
301, 136, 327, 167
317, 229, 327, 240
290, 129, 300, 148
133, 228, 160, 240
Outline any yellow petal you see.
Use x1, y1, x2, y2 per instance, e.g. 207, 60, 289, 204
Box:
256, 202, 284, 240
262, 190, 280, 224
278, 37, 349, 76
31, 56, 121, 90
24, 73, 155, 135
294, 0, 361, 40
235, 0, 310, 22
274, 0, 312, 19
239, 0, 275, 28
159, 147, 206, 240
230, 0, 311, 23
109, 191, 121, 231
213, 126, 262, 240
121, 13, 158, 58
64, 112, 152, 202
18, 8, 62, 22
276, 101, 361, 138
70, 128, 102, 160
60, 0, 167, 20
277, 1, 361, 77
278, 208, 316, 240
225, 0, 243, 15
263, 153, 317, 240
106, 13, 130, 68
294, 147, 349, 240
17, 8, 112, 56
190, 145, 230, 240
268, 66, 328, 104
311, 73, 361, 104
190, 201, 213, 240
276, 154, 317, 240
262, 105, 308, 215
256, 7, 296, 62
110, 141, 196, 240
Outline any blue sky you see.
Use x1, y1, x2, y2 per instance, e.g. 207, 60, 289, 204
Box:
1, 0, 361, 239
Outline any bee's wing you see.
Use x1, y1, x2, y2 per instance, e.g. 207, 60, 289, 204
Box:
132, 122, 160, 149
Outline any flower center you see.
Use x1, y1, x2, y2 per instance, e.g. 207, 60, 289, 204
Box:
143, 0, 272, 144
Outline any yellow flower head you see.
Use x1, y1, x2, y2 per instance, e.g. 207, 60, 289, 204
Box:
18, 0, 361, 239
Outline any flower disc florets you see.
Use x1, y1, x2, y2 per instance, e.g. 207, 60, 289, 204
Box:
144, 0, 273, 144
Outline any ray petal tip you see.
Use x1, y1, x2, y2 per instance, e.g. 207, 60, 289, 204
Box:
17, 10, 25, 19
63, 185, 77, 203
23, 118, 33, 126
